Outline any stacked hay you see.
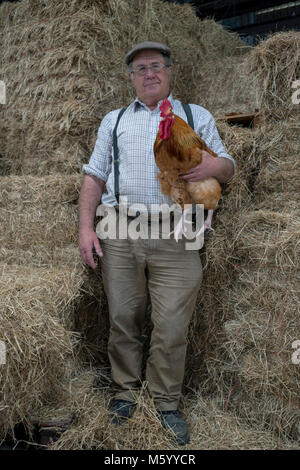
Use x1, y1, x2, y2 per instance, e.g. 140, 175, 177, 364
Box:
31, 370, 299, 450
0, 174, 87, 264
195, 55, 260, 116
0, 0, 247, 176
184, 122, 262, 394
245, 31, 300, 123
0, 173, 96, 440
1, 0, 299, 450
0, 264, 80, 438
0, 174, 82, 253
0, 0, 253, 445
224, 129, 300, 439
0, 0, 110, 175
185, 31, 300, 442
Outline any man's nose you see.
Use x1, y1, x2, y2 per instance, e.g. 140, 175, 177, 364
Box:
144, 66, 155, 77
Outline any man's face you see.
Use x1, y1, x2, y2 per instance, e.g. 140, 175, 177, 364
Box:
129, 50, 172, 106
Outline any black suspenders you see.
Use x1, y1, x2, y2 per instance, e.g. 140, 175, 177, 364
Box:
112, 103, 194, 204
112, 107, 127, 205
181, 103, 194, 132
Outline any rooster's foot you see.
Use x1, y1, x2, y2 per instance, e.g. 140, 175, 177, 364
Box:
171, 213, 194, 242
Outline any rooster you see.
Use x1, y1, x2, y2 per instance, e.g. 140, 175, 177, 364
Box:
154, 98, 221, 241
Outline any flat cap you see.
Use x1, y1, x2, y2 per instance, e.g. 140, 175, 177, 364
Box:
125, 41, 171, 65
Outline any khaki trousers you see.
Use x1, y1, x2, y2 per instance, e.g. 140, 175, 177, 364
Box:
101, 233, 202, 411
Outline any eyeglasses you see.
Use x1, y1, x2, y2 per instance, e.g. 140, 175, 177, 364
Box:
131, 62, 167, 77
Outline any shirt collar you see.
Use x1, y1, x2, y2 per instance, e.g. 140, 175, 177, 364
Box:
133, 92, 175, 112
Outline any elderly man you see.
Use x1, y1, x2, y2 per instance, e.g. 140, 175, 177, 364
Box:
79, 42, 235, 445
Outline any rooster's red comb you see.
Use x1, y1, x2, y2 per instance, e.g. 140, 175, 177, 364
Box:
159, 98, 172, 114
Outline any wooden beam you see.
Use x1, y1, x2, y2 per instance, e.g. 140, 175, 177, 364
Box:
218, 110, 260, 128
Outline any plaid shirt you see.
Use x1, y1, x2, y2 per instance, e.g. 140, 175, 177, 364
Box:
82, 93, 236, 210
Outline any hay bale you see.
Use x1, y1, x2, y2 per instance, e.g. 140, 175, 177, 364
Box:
186, 234, 300, 440
215, 121, 261, 210
0, 173, 82, 250
254, 124, 300, 203
232, 394, 300, 441
196, 201, 299, 432
221, 265, 300, 439
196, 55, 259, 117
232, 208, 299, 268
197, 116, 300, 435
0, 244, 80, 267
39, 372, 299, 449
223, 267, 299, 380
182, 121, 262, 395
0, 173, 82, 206
0, 202, 78, 249
0, 0, 245, 175
0, 171, 102, 438
0, 0, 113, 174
183, 112, 299, 443
245, 31, 300, 122
0, 263, 86, 439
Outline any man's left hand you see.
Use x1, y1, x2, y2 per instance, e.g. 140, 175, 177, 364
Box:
179, 151, 218, 182
179, 151, 234, 184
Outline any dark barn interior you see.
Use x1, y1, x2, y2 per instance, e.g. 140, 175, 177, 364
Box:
168, 0, 300, 44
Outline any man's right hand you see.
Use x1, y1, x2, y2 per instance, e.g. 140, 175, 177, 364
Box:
79, 229, 103, 269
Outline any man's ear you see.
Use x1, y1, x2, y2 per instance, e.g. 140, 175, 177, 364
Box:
128, 71, 133, 81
